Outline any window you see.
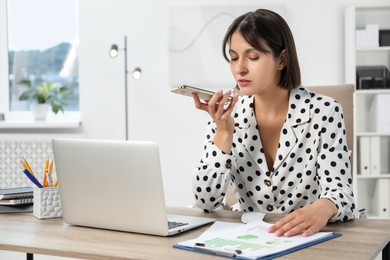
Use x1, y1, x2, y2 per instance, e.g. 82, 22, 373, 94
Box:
0, 0, 79, 115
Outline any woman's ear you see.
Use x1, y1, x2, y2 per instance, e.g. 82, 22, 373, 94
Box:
278, 49, 287, 70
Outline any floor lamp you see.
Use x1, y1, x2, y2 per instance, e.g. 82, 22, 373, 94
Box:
109, 36, 142, 140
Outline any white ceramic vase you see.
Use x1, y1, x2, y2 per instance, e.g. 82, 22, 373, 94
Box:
31, 103, 50, 121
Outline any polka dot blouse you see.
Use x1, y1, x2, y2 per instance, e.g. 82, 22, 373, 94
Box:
193, 86, 357, 222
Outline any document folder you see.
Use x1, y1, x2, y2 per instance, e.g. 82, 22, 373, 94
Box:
174, 220, 342, 259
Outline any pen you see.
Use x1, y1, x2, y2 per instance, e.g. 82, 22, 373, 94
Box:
46, 169, 53, 187
22, 169, 43, 188
193, 244, 242, 257
223, 247, 243, 255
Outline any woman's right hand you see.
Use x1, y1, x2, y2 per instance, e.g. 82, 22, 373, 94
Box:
192, 90, 238, 153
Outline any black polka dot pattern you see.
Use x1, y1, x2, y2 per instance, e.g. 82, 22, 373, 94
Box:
193, 86, 357, 222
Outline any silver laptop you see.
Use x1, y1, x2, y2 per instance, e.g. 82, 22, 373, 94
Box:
52, 138, 215, 236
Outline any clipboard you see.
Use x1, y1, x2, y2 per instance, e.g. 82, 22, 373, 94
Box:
174, 220, 342, 259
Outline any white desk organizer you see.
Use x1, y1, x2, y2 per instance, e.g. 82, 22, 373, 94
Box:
33, 187, 62, 219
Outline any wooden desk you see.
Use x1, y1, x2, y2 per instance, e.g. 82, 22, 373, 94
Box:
0, 208, 389, 260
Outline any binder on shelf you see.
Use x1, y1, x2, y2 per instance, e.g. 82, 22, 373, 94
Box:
372, 179, 390, 218
370, 136, 390, 175
380, 137, 390, 175
359, 136, 371, 175
370, 136, 380, 175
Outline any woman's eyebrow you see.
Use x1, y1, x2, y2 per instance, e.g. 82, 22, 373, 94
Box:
229, 48, 258, 55
228, 49, 237, 55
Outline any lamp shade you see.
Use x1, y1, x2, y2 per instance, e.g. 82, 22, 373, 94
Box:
132, 67, 142, 80
109, 44, 119, 58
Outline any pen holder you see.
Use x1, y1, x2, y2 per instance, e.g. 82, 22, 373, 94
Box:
33, 187, 62, 219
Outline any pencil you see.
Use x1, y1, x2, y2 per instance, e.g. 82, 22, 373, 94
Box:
21, 156, 35, 176
49, 160, 54, 175
43, 159, 49, 187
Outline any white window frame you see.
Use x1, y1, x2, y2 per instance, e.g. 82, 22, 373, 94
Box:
0, 0, 9, 114
0, 0, 80, 124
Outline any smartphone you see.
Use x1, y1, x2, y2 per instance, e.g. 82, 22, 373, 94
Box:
171, 85, 233, 102
171, 85, 215, 101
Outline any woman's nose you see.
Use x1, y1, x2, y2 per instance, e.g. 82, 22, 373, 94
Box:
236, 60, 248, 75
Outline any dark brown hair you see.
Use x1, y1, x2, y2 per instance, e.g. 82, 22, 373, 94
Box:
222, 9, 301, 90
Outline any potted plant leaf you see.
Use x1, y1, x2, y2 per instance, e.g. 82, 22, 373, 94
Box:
18, 80, 69, 121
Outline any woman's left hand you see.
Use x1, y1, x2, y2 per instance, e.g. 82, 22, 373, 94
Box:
267, 199, 337, 237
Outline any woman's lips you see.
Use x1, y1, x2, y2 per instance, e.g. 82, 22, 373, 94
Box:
238, 80, 251, 87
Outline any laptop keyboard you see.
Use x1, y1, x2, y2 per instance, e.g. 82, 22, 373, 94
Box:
168, 221, 189, 229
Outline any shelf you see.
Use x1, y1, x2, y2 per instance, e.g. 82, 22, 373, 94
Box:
357, 174, 390, 179
355, 89, 390, 94
366, 214, 390, 219
356, 46, 390, 52
355, 5, 390, 12
0, 111, 81, 129
356, 132, 390, 137
347, 5, 390, 221
0, 120, 81, 129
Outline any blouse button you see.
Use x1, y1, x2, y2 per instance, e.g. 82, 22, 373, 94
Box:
264, 180, 272, 187
267, 205, 274, 211
225, 162, 232, 169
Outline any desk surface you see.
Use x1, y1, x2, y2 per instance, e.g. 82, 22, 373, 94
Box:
0, 208, 389, 260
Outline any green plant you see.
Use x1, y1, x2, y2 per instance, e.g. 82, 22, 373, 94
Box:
18, 80, 69, 114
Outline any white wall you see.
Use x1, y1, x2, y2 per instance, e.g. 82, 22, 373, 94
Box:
79, 0, 390, 207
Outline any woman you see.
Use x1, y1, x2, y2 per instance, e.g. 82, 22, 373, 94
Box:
192, 9, 358, 237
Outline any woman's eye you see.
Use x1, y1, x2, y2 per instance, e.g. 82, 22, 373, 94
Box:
230, 57, 238, 62
249, 57, 259, 61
